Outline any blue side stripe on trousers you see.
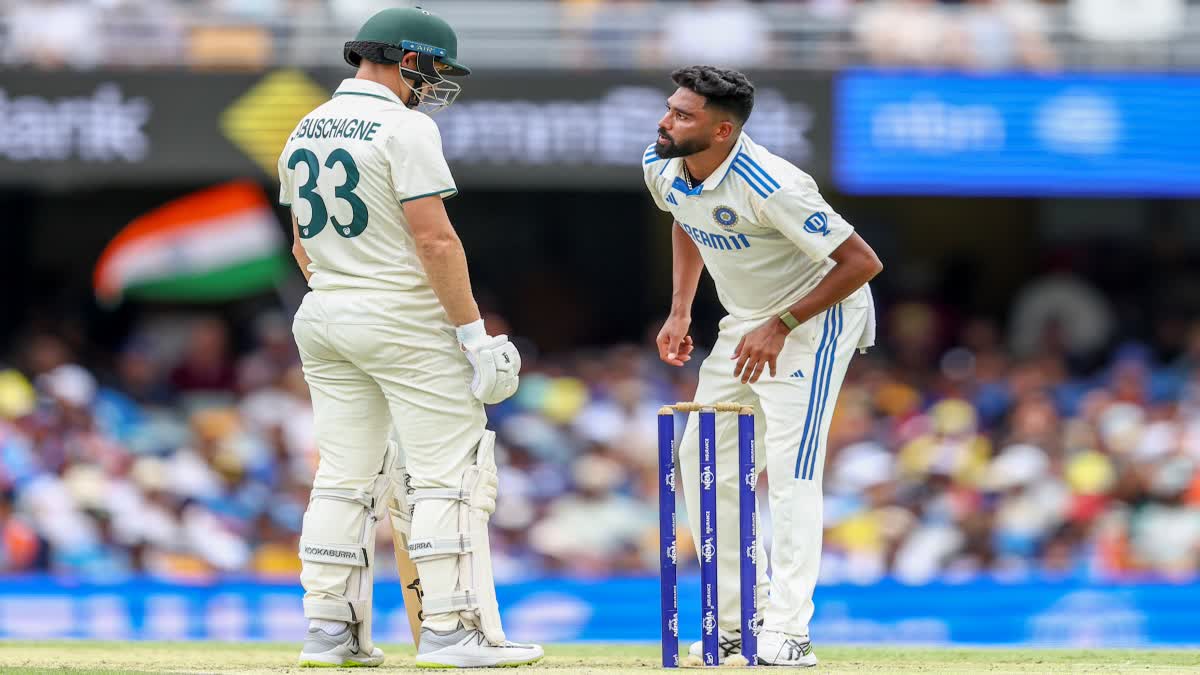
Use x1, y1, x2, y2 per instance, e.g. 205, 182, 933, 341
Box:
803, 304, 843, 480
794, 309, 832, 479
798, 307, 834, 480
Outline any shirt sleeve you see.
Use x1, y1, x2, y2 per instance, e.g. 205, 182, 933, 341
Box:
277, 147, 294, 206
756, 174, 854, 261
386, 116, 458, 203
642, 144, 671, 212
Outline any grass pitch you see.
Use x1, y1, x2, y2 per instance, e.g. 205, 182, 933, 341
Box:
0, 641, 1197, 674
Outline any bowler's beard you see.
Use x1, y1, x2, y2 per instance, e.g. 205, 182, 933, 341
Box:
655, 127, 709, 159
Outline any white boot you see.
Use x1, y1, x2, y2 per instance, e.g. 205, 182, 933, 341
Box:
298, 626, 385, 667
415, 624, 544, 668
756, 629, 817, 667
685, 629, 743, 666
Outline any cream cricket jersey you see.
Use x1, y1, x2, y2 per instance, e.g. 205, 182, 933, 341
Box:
643, 133, 870, 323
279, 79, 457, 298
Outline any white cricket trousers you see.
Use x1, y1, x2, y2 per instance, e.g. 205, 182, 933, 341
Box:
677, 297, 868, 637
292, 289, 485, 632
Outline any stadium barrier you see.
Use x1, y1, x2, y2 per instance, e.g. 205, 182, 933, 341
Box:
0, 575, 1196, 645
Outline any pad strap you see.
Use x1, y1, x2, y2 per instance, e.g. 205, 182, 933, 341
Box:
407, 535, 471, 561
304, 597, 366, 623
299, 541, 367, 567
310, 487, 374, 510
423, 590, 479, 615
412, 487, 469, 503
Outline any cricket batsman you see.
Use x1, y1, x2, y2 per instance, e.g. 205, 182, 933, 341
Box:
645, 66, 883, 666
278, 7, 543, 669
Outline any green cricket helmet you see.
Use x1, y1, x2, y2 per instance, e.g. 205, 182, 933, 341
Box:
343, 6, 468, 113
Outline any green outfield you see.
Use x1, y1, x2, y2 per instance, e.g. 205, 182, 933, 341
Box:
0, 642, 1197, 674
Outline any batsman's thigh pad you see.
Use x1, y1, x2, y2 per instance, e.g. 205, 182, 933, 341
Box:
299, 443, 401, 651
407, 430, 506, 644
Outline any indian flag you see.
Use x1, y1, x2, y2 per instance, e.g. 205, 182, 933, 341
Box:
94, 181, 288, 304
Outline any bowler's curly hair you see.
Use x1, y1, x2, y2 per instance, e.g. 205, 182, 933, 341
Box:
670, 66, 755, 125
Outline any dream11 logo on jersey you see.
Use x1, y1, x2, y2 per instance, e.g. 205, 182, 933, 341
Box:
0, 84, 151, 162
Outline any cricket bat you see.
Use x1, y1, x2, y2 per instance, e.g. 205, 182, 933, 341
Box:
389, 497, 424, 646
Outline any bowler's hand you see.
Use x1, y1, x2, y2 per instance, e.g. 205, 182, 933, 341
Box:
732, 318, 788, 384
656, 315, 695, 367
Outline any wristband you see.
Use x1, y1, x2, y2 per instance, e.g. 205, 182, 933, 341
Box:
456, 319, 487, 346
777, 310, 801, 332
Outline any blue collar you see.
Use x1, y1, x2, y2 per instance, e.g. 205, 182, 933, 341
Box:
671, 176, 704, 196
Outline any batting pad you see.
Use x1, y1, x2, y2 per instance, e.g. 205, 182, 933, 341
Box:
407, 430, 506, 644
299, 442, 401, 654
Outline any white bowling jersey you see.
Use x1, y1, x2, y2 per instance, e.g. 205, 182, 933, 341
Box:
279, 78, 456, 298
643, 133, 869, 322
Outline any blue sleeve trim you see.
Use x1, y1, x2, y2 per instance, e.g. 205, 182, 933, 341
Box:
735, 153, 781, 189
731, 163, 771, 199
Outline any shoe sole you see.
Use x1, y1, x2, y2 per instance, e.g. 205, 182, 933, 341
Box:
299, 656, 384, 668
414, 655, 544, 669
755, 656, 818, 667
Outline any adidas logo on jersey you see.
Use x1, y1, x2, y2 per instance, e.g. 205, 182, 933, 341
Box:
789, 369, 804, 379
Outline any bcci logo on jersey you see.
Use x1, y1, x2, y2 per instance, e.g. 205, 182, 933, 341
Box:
804, 212, 830, 236
712, 205, 739, 230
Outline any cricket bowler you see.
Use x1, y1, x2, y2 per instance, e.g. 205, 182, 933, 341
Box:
278, 7, 543, 668
645, 66, 883, 666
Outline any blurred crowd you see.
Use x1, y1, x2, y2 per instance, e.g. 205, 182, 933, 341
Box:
0, 0, 1194, 71
3, 281, 1200, 586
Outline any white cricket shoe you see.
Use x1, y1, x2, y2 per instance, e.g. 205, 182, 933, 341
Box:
686, 630, 743, 665
298, 626, 385, 667
756, 629, 818, 667
415, 625, 544, 668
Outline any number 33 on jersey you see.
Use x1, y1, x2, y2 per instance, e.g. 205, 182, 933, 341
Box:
278, 78, 458, 294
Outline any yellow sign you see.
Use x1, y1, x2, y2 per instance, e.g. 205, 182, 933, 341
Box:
221, 70, 328, 176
